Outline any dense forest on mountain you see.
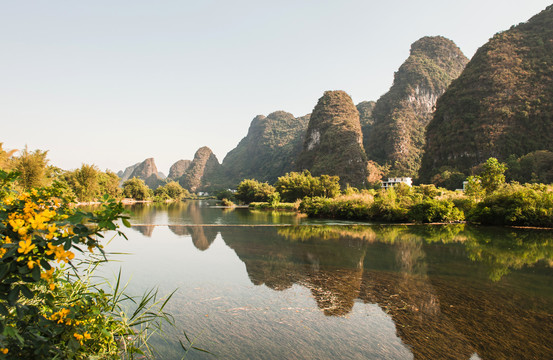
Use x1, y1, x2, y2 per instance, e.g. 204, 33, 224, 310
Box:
221, 111, 309, 185
296, 91, 369, 188
365, 36, 468, 177
420, 5, 553, 182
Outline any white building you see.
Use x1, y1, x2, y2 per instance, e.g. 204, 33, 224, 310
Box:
381, 177, 412, 190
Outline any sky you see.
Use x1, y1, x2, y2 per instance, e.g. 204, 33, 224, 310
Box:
1, 0, 551, 174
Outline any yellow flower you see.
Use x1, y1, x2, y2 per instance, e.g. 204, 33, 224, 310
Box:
4, 236, 11, 244
49, 283, 55, 291
0, 348, 8, 354
83, 332, 91, 340
17, 239, 35, 255
41, 268, 54, 281
3, 196, 14, 205
0, 248, 6, 258
9, 218, 25, 231
45, 243, 57, 256
27, 259, 40, 269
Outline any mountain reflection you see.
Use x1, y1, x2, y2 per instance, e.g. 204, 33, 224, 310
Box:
218, 225, 553, 360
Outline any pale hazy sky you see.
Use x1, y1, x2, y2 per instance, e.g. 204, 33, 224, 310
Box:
1, 1, 551, 174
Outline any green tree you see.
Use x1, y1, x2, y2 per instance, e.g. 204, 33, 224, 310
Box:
72, 164, 100, 202
479, 157, 507, 193
0, 143, 16, 170
122, 177, 151, 200
236, 179, 276, 204
464, 175, 485, 199
98, 170, 121, 198
12, 147, 50, 190
274, 170, 340, 202
154, 181, 189, 201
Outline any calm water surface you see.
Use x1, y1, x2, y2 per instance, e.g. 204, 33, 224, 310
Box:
98, 201, 553, 359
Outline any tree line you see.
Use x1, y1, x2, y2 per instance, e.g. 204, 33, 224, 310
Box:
0, 143, 189, 203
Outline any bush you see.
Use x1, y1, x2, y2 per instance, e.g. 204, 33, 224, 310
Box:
275, 170, 340, 202
154, 181, 189, 202
468, 183, 553, 227
122, 177, 151, 201
235, 179, 276, 204
0, 170, 176, 358
408, 199, 465, 223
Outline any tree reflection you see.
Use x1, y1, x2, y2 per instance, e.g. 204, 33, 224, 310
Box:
219, 224, 553, 359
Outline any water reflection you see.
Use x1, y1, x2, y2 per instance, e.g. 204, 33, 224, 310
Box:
121, 202, 553, 359
217, 225, 553, 359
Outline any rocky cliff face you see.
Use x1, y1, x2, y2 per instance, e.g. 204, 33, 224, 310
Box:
365, 36, 468, 177
297, 90, 368, 187
179, 146, 222, 192
357, 101, 376, 153
129, 158, 164, 189
168, 160, 191, 180
221, 111, 310, 185
420, 6, 553, 181
118, 162, 140, 182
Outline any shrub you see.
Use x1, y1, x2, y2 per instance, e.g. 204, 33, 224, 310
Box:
275, 170, 340, 202
408, 199, 465, 223
0, 170, 177, 358
236, 179, 276, 204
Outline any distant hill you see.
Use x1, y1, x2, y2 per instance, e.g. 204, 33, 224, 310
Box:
168, 160, 191, 180
118, 162, 140, 182
128, 158, 164, 189
179, 146, 222, 193
297, 90, 368, 187
365, 36, 468, 177
420, 6, 553, 181
221, 111, 309, 185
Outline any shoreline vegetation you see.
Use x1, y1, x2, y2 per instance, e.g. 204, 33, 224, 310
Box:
225, 160, 553, 228
1, 143, 552, 229
0, 171, 184, 358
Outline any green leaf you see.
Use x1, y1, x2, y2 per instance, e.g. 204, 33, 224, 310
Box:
31, 265, 40, 281
122, 218, 131, 228
0, 303, 9, 316
20, 285, 34, 299
7, 287, 19, 306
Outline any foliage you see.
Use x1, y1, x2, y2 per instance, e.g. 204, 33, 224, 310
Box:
179, 147, 221, 193
122, 177, 152, 201
420, 6, 553, 181
215, 190, 235, 202
299, 185, 465, 223
464, 176, 485, 199
430, 168, 466, 190
0, 144, 16, 171
506, 150, 553, 184
478, 157, 507, 194
11, 147, 51, 191
296, 91, 369, 188
0, 170, 179, 358
274, 170, 340, 202
468, 183, 553, 227
221, 111, 309, 186
235, 179, 276, 204
154, 181, 189, 202
408, 199, 464, 223
220, 198, 235, 207
249, 202, 298, 211
365, 36, 468, 178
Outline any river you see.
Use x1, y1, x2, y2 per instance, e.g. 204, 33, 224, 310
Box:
95, 200, 553, 359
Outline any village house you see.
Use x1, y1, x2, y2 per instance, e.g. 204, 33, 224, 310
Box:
381, 177, 412, 189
